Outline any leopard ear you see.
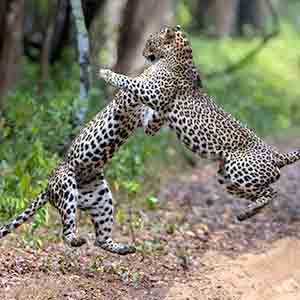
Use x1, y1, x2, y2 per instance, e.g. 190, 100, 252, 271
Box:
174, 25, 182, 31
163, 27, 175, 40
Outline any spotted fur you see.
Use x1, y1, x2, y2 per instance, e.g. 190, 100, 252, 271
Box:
99, 25, 300, 221
0, 86, 166, 254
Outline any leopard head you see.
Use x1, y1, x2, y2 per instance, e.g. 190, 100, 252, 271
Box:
143, 25, 202, 87
143, 25, 191, 62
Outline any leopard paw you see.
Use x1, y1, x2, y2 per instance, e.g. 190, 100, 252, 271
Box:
98, 68, 112, 81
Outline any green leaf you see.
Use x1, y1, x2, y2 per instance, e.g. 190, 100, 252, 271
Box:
145, 196, 159, 210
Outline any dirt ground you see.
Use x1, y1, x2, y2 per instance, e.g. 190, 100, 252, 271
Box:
2, 136, 300, 300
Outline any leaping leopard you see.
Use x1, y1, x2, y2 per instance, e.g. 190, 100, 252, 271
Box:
99, 25, 300, 221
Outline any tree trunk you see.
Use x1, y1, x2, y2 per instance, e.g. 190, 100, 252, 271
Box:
38, 22, 54, 95
70, 0, 91, 124
238, 0, 269, 35
0, 0, 24, 112
190, 0, 211, 32
38, 1, 57, 95
87, 0, 107, 82
49, 0, 71, 64
114, 0, 172, 75
98, 0, 127, 68
205, 0, 239, 37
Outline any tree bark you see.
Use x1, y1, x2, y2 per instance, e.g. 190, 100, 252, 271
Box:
0, 0, 24, 112
99, 0, 127, 68
86, 0, 106, 82
114, 0, 172, 75
238, 0, 269, 35
24, 0, 102, 65
38, 21, 54, 95
49, 0, 71, 64
70, 0, 91, 124
190, 0, 210, 32
192, 0, 271, 37
205, 0, 239, 37
38, 1, 58, 95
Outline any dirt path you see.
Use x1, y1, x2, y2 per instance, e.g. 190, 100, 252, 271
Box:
165, 238, 300, 300
2, 238, 300, 300
1, 136, 300, 300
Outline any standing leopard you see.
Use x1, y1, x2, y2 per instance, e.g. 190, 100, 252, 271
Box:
99, 25, 300, 221
0, 88, 170, 254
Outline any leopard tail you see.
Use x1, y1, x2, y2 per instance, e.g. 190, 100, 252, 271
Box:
277, 150, 300, 168
0, 191, 48, 238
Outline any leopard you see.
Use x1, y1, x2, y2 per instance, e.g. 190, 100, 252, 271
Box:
0, 82, 174, 255
99, 25, 300, 221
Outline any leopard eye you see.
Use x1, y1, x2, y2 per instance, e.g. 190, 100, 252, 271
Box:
148, 54, 156, 62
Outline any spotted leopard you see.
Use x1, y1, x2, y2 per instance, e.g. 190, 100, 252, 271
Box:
0, 87, 169, 255
99, 25, 300, 221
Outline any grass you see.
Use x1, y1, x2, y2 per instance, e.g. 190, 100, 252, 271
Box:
191, 23, 300, 134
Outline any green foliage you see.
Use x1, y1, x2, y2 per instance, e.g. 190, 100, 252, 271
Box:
145, 196, 159, 210
135, 239, 165, 256
106, 131, 166, 230
191, 24, 300, 135
176, 1, 192, 28
106, 130, 165, 199
0, 58, 80, 233
165, 222, 177, 235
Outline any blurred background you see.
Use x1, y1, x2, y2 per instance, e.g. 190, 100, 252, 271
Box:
0, 0, 300, 239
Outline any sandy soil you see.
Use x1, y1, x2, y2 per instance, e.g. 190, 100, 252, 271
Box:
165, 237, 300, 300
2, 238, 300, 300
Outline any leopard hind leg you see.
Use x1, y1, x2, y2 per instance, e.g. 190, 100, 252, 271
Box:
236, 186, 277, 221
49, 165, 86, 247
78, 175, 136, 255
220, 153, 280, 221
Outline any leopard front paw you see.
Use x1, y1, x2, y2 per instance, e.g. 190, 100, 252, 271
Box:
117, 244, 136, 255
95, 239, 136, 255
98, 68, 112, 81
